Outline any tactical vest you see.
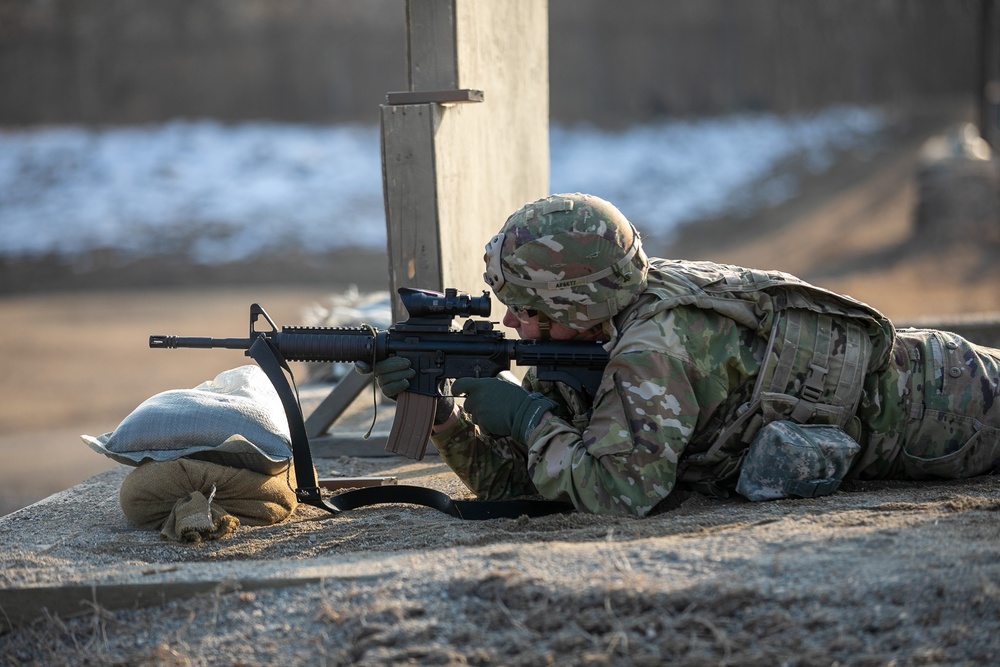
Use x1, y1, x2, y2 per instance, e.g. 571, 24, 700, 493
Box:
613, 259, 895, 493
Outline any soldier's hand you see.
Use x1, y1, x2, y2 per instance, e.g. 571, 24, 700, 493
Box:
451, 377, 557, 443
354, 356, 415, 400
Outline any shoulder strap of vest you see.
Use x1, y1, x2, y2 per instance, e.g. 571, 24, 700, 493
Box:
620, 258, 893, 368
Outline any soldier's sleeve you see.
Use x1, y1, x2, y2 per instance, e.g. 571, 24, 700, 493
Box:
526, 311, 735, 517
430, 409, 539, 499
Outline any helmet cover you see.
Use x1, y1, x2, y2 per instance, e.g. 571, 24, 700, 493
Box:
483, 193, 648, 329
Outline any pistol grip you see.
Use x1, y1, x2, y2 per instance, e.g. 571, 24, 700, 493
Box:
386, 392, 437, 460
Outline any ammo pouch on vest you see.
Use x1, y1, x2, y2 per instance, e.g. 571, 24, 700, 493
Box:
736, 420, 861, 501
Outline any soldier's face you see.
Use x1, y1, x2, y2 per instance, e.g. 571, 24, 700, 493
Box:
503, 307, 592, 341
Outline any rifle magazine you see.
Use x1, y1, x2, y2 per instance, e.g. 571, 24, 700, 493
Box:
386, 393, 437, 460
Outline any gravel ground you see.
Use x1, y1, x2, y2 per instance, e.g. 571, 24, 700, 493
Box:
1, 456, 999, 666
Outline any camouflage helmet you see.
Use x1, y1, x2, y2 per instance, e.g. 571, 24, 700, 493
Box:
483, 193, 649, 329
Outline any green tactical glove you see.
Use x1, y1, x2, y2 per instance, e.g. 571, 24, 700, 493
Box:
355, 356, 414, 399
451, 377, 557, 443
355, 357, 454, 424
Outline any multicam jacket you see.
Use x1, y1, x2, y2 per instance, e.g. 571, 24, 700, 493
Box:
432, 258, 1000, 516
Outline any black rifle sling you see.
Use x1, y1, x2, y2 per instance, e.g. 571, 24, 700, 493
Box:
324, 484, 574, 520
247, 338, 322, 502
248, 337, 573, 521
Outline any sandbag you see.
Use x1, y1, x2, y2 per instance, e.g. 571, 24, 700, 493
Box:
81, 365, 292, 475
119, 458, 298, 542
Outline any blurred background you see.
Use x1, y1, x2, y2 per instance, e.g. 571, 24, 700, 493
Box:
1, 0, 998, 514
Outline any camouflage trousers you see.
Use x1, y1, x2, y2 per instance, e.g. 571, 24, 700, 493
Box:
878, 328, 1000, 480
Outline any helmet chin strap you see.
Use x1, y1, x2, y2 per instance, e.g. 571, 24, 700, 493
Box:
575, 320, 609, 341
536, 311, 552, 339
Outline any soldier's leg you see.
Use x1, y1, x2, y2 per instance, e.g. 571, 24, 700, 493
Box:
898, 328, 1000, 479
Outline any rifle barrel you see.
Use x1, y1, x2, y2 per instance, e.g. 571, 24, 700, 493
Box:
149, 335, 253, 349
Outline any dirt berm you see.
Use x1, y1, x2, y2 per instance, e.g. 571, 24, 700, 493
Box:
1, 456, 999, 666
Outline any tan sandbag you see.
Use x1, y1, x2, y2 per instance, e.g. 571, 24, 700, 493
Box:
120, 458, 298, 539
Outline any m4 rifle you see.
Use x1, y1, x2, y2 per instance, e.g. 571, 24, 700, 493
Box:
150, 287, 608, 511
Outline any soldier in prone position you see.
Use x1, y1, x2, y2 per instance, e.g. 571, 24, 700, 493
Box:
360, 192, 1000, 516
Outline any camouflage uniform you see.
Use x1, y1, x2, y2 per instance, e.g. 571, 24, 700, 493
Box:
854, 326, 1000, 480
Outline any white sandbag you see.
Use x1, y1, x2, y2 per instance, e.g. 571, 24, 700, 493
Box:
82, 365, 292, 475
